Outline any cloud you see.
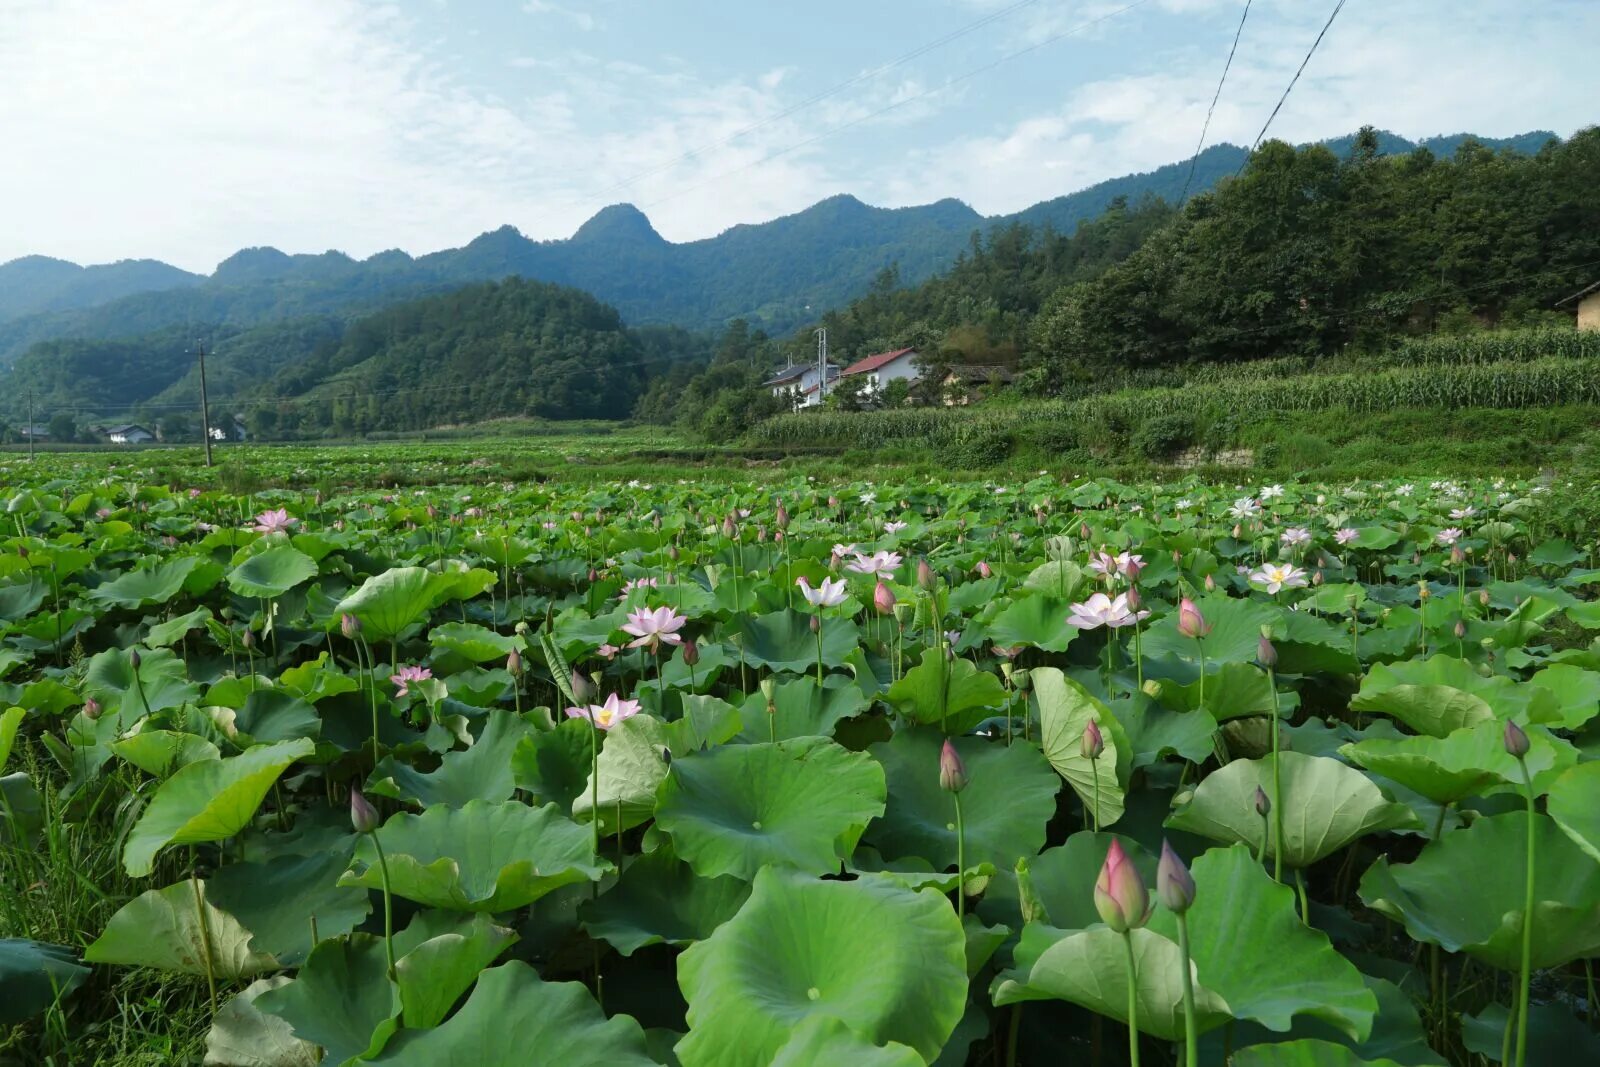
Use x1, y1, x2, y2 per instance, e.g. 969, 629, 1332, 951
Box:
522, 0, 595, 32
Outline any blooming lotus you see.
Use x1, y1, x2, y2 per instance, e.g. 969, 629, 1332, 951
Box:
1450, 506, 1477, 520
566, 693, 642, 731
1260, 484, 1285, 500
1249, 562, 1309, 594
1066, 592, 1147, 630
883, 520, 908, 534
621, 605, 687, 650
1437, 527, 1464, 547
390, 664, 432, 699
618, 577, 659, 598
846, 550, 903, 580
1280, 527, 1311, 547
1335, 527, 1358, 545
832, 542, 858, 559
796, 576, 849, 608
1229, 497, 1262, 520
253, 508, 297, 534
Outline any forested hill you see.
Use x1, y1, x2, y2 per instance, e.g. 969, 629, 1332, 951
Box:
0, 128, 1554, 367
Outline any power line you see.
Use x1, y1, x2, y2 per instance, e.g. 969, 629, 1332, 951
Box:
1237, 0, 1349, 174
1179, 0, 1252, 205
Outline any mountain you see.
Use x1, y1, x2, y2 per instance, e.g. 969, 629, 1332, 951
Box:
0, 128, 1561, 373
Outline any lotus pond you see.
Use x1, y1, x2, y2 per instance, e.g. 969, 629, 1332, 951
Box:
6, 458, 1600, 1066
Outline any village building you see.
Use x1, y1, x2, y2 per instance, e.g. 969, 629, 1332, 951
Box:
839, 347, 921, 397
941, 365, 1016, 405
1557, 280, 1600, 332
763, 362, 839, 409
104, 424, 155, 444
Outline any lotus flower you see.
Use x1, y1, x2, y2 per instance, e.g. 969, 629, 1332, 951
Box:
884, 520, 909, 534
1280, 527, 1311, 547
566, 693, 642, 731
1177, 597, 1210, 638
390, 664, 432, 699
1437, 527, 1464, 547
1248, 562, 1309, 594
1229, 497, 1263, 520
1335, 527, 1358, 545
797, 576, 849, 608
1066, 592, 1146, 630
847, 550, 903, 580
621, 605, 687, 650
618, 577, 659, 598
1094, 839, 1151, 932
253, 508, 297, 534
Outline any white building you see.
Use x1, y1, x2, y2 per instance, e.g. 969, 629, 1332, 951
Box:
763, 362, 839, 410
105, 424, 155, 444
840, 347, 921, 397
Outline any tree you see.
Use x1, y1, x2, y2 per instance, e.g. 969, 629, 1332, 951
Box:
47, 412, 77, 443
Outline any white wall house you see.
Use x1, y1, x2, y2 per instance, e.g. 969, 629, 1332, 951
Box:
763, 362, 839, 409
841, 347, 921, 397
106, 424, 155, 444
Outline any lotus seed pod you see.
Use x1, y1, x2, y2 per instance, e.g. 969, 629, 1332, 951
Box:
938, 739, 968, 794
1141, 679, 1162, 698
1157, 839, 1195, 915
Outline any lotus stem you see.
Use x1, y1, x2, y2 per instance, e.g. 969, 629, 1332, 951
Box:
371, 834, 397, 983
190, 875, 217, 1016
815, 617, 824, 687
953, 791, 966, 921
1089, 759, 1101, 833
1122, 930, 1141, 1067
1294, 868, 1311, 926
1005, 1004, 1021, 1067
1268, 664, 1284, 884
1177, 913, 1198, 1067
1512, 758, 1537, 1067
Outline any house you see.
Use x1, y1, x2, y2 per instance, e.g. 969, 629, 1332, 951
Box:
1557, 280, 1600, 332
105, 424, 155, 445
18, 425, 48, 441
763, 362, 839, 409
941, 365, 1016, 406
840, 347, 921, 397
208, 415, 249, 442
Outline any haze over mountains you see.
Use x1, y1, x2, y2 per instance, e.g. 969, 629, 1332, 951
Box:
0, 128, 1560, 430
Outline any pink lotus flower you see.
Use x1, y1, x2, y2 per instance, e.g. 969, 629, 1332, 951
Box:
621, 605, 687, 650
1094, 838, 1151, 932
1280, 527, 1311, 547
883, 520, 908, 534
566, 693, 642, 731
1335, 527, 1358, 545
1066, 592, 1147, 630
390, 664, 432, 699
618, 577, 659, 599
188, 488, 202, 499
796, 576, 849, 608
1437, 527, 1464, 547
1248, 562, 1309, 594
253, 508, 297, 534
597, 643, 621, 660
846, 550, 903, 580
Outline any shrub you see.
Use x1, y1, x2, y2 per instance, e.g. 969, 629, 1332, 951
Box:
1131, 413, 1195, 460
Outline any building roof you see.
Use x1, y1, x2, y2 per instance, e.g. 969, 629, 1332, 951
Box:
944, 364, 1016, 383
763, 364, 808, 386
841, 347, 917, 376
1557, 280, 1600, 307
105, 424, 151, 435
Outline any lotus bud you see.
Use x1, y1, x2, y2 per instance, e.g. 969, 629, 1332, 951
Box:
873, 581, 896, 616
17, 545, 27, 559
1232, 523, 1242, 539
1203, 573, 1216, 592
570, 668, 595, 707
975, 560, 992, 579
1450, 545, 1465, 566
1257, 634, 1277, 669
939, 739, 968, 793
1503, 719, 1530, 760
828, 496, 841, 510
668, 545, 680, 562
83, 696, 101, 721
1081, 719, 1104, 761
129, 649, 141, 671
756, 524, 768, 542
1507, 552, 1517, 566
506, 648, 523, 678
241, 628, 255, 651
1453, 619, 1467, 640
1125, 586, 1142, 611
1157, 839, 1195, 915
1093, 839, 1150, 932
1016, 858, 1051, 925
682, 638, 700, 668
1312, 570, 1324, 586
722, 514, 737, 539
1177, 597, 1210, 639
340, 612, 361, 639
350, 789, 380, 834
587, 566, 600, 584
426, 504, 438, 520
1479, 589, 1490, 607
809, 614, 820, 634
1253, 786, 1271, 817
1172, 549, 1182, 565
916, 558, 936, 592
775, 504, 790, 530
1080, 523, 1091, 540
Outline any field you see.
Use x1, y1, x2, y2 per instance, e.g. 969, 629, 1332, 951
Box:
6, 443, 1600, 1066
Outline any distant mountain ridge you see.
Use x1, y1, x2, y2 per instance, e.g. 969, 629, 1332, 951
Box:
0, 127, 1559, 364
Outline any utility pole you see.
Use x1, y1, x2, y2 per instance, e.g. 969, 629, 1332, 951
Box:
814, 327, 828, 401
26, 391, 34, 461
196, 339, 214, 467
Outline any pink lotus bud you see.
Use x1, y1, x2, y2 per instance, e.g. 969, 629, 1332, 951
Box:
241, 628, 255, 651
1479, 589, 1490, 607
809, 614, 820, 634
873, 581, 896, 615
1177, 598, 1210, 639
17, 545, 28, 559
1203, 574, 1216, 592
916, 558, 936, 592
1504, 719, 1530, 760
1157, 839, 1195, 914
828, 496, 841, 510
340, 613, 361, 639
1450, 545, 1465, 566
1093, 839, 1150, 932
1253, 786, 1271, 817
1081, 719, 1104, 760
350, 789, 380, 834
938, 739, 968, 793
1080, 523, 1091, 540
129, 649, 141, 671
83, 697, 101, 721
1453, 619, 1467, 640
1257, 635, 1277, 668
571, 669, 595, 707
1125, 586, 1141, 611
681, 638, 700, 667
975, 561, 992, 579
775, 504, 790, 530
506, 648, 523, 678
426, 505, 438, 520
722, 515, 737, 539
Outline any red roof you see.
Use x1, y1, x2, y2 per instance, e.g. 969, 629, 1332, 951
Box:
841, 347, 917, 376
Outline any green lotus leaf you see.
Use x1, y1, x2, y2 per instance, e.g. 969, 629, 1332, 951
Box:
0, 577, 47, 623
0, 705, 23, 770
1350, 656, 1560, 735
1147, 845, 1377, 1041
0, 939, 89, 1025
366, 961, 655, 1065
676, 868, 967, 1066
203, 977, 321, 1067
1341, 718, 1575, 808
1021, 560, 1086, 599
769, 1016, 926, 1067
123, 738, 315, 876
227, 544, 319, 599
993, 924, 1230, 1041
428, 621, 524, 663
1034, 667, 1131, 828
146, 605, 214, 648
885, 649, 1010, 734
1528, 663, 1600, 729
1113, 696, 1218, 769
392, 911, 518, 1029
1460, 1001, 1600, 1067
579, 845, 751, 956
738, 609, 861, 673
1142, 592, 1279, 664
90, 556, 202, 608
655, 736, 886, 880
865, 726, 1059, 871
735, 675, 866, 742
335, 566, 494, 643
226, 689, 322, 744
1359, 812, 1600, 971
368, 711, 533, 808
984, 594, 1076, 652
1158, 660, 1282, 722
1167, 752, 1421, 867
1232, 1039, 1412, 1067
976, 832, 1156, 931
1548, 761, 1600, 864
254, 935, 401, 1066
86, 878, 279, 978
83, 645, 200, 721
339, 800, 607, 911
510, 717, 593, 812
207, 842, 371, 965
570, 711, 673, 834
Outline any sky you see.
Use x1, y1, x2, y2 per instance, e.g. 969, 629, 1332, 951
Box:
2, 0, 1596, 272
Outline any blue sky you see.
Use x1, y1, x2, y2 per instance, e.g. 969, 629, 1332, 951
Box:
3, 0, 1597, 271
